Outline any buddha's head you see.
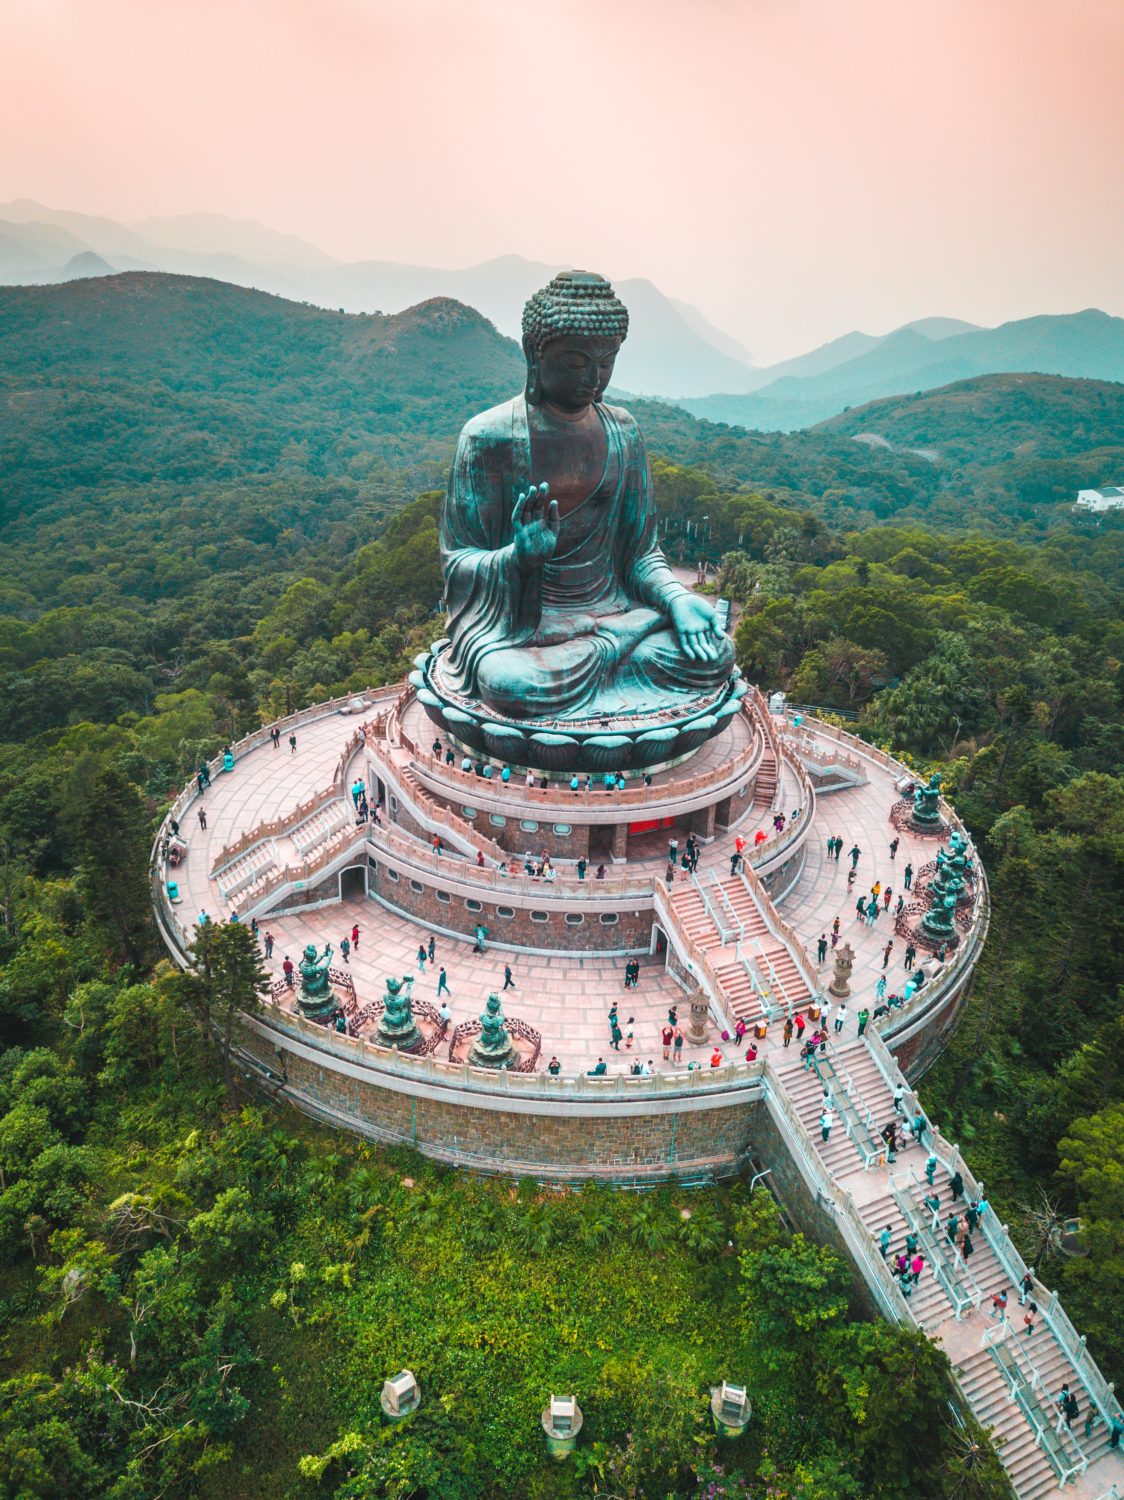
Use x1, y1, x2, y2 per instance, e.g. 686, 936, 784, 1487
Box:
302, 943, 317, 961
522, 270, 629, 411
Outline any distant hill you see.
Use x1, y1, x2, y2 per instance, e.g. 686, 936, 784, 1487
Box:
816, 372, 1124, 468
2, 272, 1112, 627
0, 201, 758, 399
681, 310, 1124, 430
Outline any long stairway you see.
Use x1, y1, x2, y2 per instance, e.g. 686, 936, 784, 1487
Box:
770, 1035, 1124, 1499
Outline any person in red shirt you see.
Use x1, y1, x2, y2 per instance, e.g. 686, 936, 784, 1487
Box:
794, 1011, 806, 1040
661, 1024, 674, 1060
744, 1043, 758, 1062
710, 1047, 723, 1067
282, 956, 294, 987
351, 924, 360, 949
754, 828, 767, 845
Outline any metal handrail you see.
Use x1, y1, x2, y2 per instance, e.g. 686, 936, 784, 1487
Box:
889, 1168, 980, 1319
983, 1323, 1088, 1485
810, 1053, 881, 1169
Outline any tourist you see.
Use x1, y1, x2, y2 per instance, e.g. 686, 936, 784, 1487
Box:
895, 896, 904, 916
909, 1254, 926, 1285
525, 769, 534, 787
794, 1011, 806, 1043
289, 733, 297, 755
588, 1058, 607, 1076
782, 1016, 793, 1048
892, 1083, 905, 1113
820, 1000, 832, 1031
733, 1018, 747, 1044
570, 774, 580, 792
431, 738, 442, 757
271, 725, 281, 749
710, 1046, 723, 1067
596, 864, 606, 879
875, 976, 887, 1003
743, 1041, 758, 1064
547, 1055, 561, 1075
909, 1110, 927, 1144
847, 868, 857, 890
661, 1023, 673, 1060
878, 1226, 892, 1258
889, 837, 899, 860
197, 806, 207, 830
834, 837, 843, 861
501, 764, 511, 782
904, 943, 916, 971
849, 843, 861, 868
924, 1153, 938, 1186
893, 1252, 909, 1280
923, 1191, 940, 1222
436, 967, 451, 997
416, 945, 427, 972
948, 1169, 964, 1202
882, 940, 893, 969
609, 1006, 622, 1051
668, 1004, 679, 1026
1022, 1300, 1038, 1337
834, 1003, 848, 1034
282, 956, 294, 987
802, 1036, 819, 1071
640, 1059, 653, 1075
820, 1107, 836, 1142
503, 964, 515, 990
903, 862, 913, 890
946, 1212, 959, 1244
976, 1193, 990, 1222
445, 747, 455, 766
473, 924, 488, 954
754, 828, 766, 846
673, 1028, 684, 1063
965, 1200, 980, 1234
857, 1007, 870, 1037
625, 1018, 635, 1049
427, 934, 435, 961
960, 1233, 974, 1264
438, 999, 453, 1026
856, 895, 866, 921
990, 1289, 1008, 1322
1018, 1269, 1035, 1304
432, 834, 442, 856
1108, 1413, 1124, 1449
866, 900, 878, 926
576, 857, 587, 880
197, 909, 210, 926
880, 1121, 897, 1161
882, 887, 892, 910
817, 933, 827, 962
729, 849, 742, 877
1063, 1391, 1080, 1429
340, 936, 351, 963
264, 931, 274, 958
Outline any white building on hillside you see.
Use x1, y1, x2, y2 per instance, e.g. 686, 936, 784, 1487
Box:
1076, 486, 1124, 511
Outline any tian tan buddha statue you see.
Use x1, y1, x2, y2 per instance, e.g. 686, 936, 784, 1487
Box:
431, 271, 735, 737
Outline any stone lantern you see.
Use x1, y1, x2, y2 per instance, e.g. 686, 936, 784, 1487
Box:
541, 1393, 583, 1458
828, 942, 854, 999
380, 1369, 420, 1421
686, 987, 710, 1047
710, 1380, 751, 1437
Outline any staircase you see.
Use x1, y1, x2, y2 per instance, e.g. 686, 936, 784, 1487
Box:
753, 744, 778, 809
768, 1035, 1124, 1499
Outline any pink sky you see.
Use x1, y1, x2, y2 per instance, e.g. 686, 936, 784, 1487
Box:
2, 0, 1122, 361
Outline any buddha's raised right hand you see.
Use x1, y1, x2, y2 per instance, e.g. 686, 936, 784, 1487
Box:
512, 482, 560, 573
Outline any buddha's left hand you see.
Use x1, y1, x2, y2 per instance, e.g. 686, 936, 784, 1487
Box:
669, 594, 723, 662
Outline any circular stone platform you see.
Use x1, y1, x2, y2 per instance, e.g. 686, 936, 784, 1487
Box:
410, 638, 748, 772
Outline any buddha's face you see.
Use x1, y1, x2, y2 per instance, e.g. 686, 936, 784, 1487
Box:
533, 335, 622, 412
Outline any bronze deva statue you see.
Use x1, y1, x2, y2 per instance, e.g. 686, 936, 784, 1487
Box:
437, 271, 734, 722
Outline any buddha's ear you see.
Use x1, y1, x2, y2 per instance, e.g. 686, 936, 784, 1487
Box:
522, 337, 541, 404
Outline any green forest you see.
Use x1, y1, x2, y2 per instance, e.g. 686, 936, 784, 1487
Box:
0, 274, 1121, 1498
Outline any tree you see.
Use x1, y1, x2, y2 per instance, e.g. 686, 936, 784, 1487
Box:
74, 764, 154, 966
191, 922, 271, 1106
1056, 1103, 1124, 1378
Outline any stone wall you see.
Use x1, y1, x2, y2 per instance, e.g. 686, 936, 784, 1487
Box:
369, 859, 653, 954
237, 1015, 763, 1184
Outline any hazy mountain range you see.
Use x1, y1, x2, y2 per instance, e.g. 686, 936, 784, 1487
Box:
2, 200, 1122, 423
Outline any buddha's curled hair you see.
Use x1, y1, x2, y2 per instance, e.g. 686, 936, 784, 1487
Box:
521, 270, 630, 352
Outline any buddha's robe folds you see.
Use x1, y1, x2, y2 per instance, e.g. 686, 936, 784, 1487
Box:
440, 396, 734, 719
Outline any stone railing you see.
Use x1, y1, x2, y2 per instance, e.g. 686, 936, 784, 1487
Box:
209, 782, 343, 876
370, 819, 656, 904
738, 861, 821, 999
245, 1003, 768, 1098
236, 826, 370, 916
743, 743, 816, 875
393, 684, 765, 811
863, 1026, 1122, 1433
761, 1067, 912, 1324
777, 721, 866, 777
